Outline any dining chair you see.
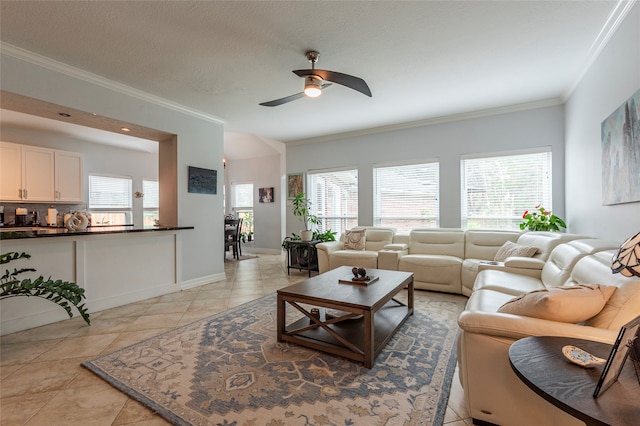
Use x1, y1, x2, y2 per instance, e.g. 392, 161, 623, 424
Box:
224, 218, 242, 259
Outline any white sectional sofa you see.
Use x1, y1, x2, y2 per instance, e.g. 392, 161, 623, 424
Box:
317, 227, 588, 294
457, 247, 639, 425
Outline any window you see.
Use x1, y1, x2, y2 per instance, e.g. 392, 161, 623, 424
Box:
461, 149, 552, 230
143, 179, 159, 227
374, 161, 439, 233
88, 174, 132, 225
232, 183, 253, 237
308, 169, 358, 236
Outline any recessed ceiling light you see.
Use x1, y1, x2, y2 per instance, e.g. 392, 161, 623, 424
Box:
120, 127, 131, 132
58, 112, 71, 117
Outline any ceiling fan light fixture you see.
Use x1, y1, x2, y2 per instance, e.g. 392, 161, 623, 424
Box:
304, 76, 322, 98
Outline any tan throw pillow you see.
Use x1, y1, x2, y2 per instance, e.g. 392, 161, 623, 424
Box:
494, 241, 538, 262
344, 229, 366, 250
497, 284, 616, 323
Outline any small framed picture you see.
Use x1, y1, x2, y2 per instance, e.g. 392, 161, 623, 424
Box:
593, 315, 640, 397
287, 173, 305, 199
259, 187, 274, 203
188, 166, 217, 195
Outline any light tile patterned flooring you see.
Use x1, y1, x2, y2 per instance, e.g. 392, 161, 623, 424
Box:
0, 252, 473, 426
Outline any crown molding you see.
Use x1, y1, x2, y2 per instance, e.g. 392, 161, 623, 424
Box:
287, 98, 564, 146
562, 0, 637, 100
0, 42, 225, 125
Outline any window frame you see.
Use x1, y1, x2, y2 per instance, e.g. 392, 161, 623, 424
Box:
307, 167, 358, 236
88, 173, 133, 226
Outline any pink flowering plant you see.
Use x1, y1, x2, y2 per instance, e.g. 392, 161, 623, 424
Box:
520, 205, 566, 231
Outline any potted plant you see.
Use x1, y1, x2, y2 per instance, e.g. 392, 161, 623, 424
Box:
520, 205, 566, 231
290, 192, 319, 241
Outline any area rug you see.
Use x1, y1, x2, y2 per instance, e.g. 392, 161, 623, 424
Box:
83, 291, 466, 426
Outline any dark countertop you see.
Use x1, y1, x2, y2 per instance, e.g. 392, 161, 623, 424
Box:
0, 225, 194, 240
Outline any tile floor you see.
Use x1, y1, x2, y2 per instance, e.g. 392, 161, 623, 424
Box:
0, 252, 473, 426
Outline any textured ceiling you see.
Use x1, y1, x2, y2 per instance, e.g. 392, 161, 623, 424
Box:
0, 1, 627, 157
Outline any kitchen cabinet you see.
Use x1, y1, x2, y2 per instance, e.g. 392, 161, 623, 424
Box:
0, 142, 83, 203
54, 151, 83, 202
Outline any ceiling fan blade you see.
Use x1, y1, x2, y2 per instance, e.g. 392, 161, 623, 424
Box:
259, 83, 332, 107
259, 92, 305, 107
293, 69, 371, 97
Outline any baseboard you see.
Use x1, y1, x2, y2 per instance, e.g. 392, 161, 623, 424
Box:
181, 272, 226, 290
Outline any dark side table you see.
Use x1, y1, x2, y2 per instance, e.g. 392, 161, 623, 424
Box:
285, 240, 319, 277
509, 336, 640, 426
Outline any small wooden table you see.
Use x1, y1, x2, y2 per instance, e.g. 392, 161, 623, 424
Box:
509, 336, 640, 426
277, 266, 414, 368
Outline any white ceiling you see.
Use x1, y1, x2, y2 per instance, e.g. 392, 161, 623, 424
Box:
0, 1, 628, 159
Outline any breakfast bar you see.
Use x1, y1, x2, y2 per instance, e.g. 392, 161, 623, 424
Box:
0, 225, 194, 335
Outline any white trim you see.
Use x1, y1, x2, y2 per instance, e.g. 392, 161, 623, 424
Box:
0, 42, 225, 125
181, 273, 227, 290
373, 157, 440, 169
563, 0, 637, 100
460, 146, 552, 161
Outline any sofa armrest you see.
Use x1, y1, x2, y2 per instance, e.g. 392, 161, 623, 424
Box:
457, 310, 618, 343
504, 257, 545, 269
378, 248, 408, 271
316, 241, 344, 273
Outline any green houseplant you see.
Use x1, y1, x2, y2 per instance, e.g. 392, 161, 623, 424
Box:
290, 192, 319, 241
0, 251, 90, 325
520, 205, 566, 232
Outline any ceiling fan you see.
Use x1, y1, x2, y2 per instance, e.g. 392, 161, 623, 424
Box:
259, 51, 372, 107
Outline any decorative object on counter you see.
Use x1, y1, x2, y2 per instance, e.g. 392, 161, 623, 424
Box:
339, 266, 378, 285
65, 211, 89, 231
519, 205, 566, 231
47, 207, 58, 226
562, 345, 606, 368
15, 208, 27, 226
612, 230, 640, 277
188, 166, 217, 195
290, 192, 319, 242
0, 251, 90, 325
134, 191, 144, 198
594, 315, 640, 397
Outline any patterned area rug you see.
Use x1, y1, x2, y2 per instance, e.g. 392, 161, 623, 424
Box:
83, 291, 466, 426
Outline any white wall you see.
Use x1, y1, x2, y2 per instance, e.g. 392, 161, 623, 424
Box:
565, 3, 640, 242
1, 52, 226, 284
224, 154, 283, 252
286, 104, 565, 237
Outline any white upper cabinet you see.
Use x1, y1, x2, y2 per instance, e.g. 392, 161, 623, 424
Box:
22, 146, 55, 201
54, 151, 83, 202
0, 142, 23, 201
0, 142, 84, 203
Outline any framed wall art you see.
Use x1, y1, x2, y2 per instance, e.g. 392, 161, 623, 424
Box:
188, 166, 217, 194
601, 88, 640, 205
287, 173, 305, 199
259, 187, 274, 203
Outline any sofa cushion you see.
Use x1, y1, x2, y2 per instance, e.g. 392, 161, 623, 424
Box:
494, 241, 538, 262
329, 250, 379, 270
344, 229, 366, 250
497, 284, 616, 323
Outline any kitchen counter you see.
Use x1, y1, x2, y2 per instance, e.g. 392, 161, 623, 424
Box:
0, 225, 194, 240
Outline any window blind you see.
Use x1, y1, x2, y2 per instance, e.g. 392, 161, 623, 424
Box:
143, 180, 159, 209
308, 169, 358, 235
374, 162, 439, 233
461, 150, 552, 229
89, 174, 132, 209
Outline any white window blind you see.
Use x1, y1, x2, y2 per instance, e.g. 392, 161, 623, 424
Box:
232, 183, 253, 208
89, 174, 132, 209
308, 169, 358, 236
461, 150, 552, 229
143, 180, 159, 209
374, 162, 439, 233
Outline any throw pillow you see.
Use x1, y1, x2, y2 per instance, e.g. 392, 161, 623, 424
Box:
494, 241, 538, 262
497, 284, 616, 323
344, 229, 366, 250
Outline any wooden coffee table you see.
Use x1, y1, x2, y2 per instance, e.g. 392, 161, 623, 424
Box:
277, 266, 414, 368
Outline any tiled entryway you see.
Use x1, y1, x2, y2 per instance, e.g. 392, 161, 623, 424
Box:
0, 253, 472, 425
